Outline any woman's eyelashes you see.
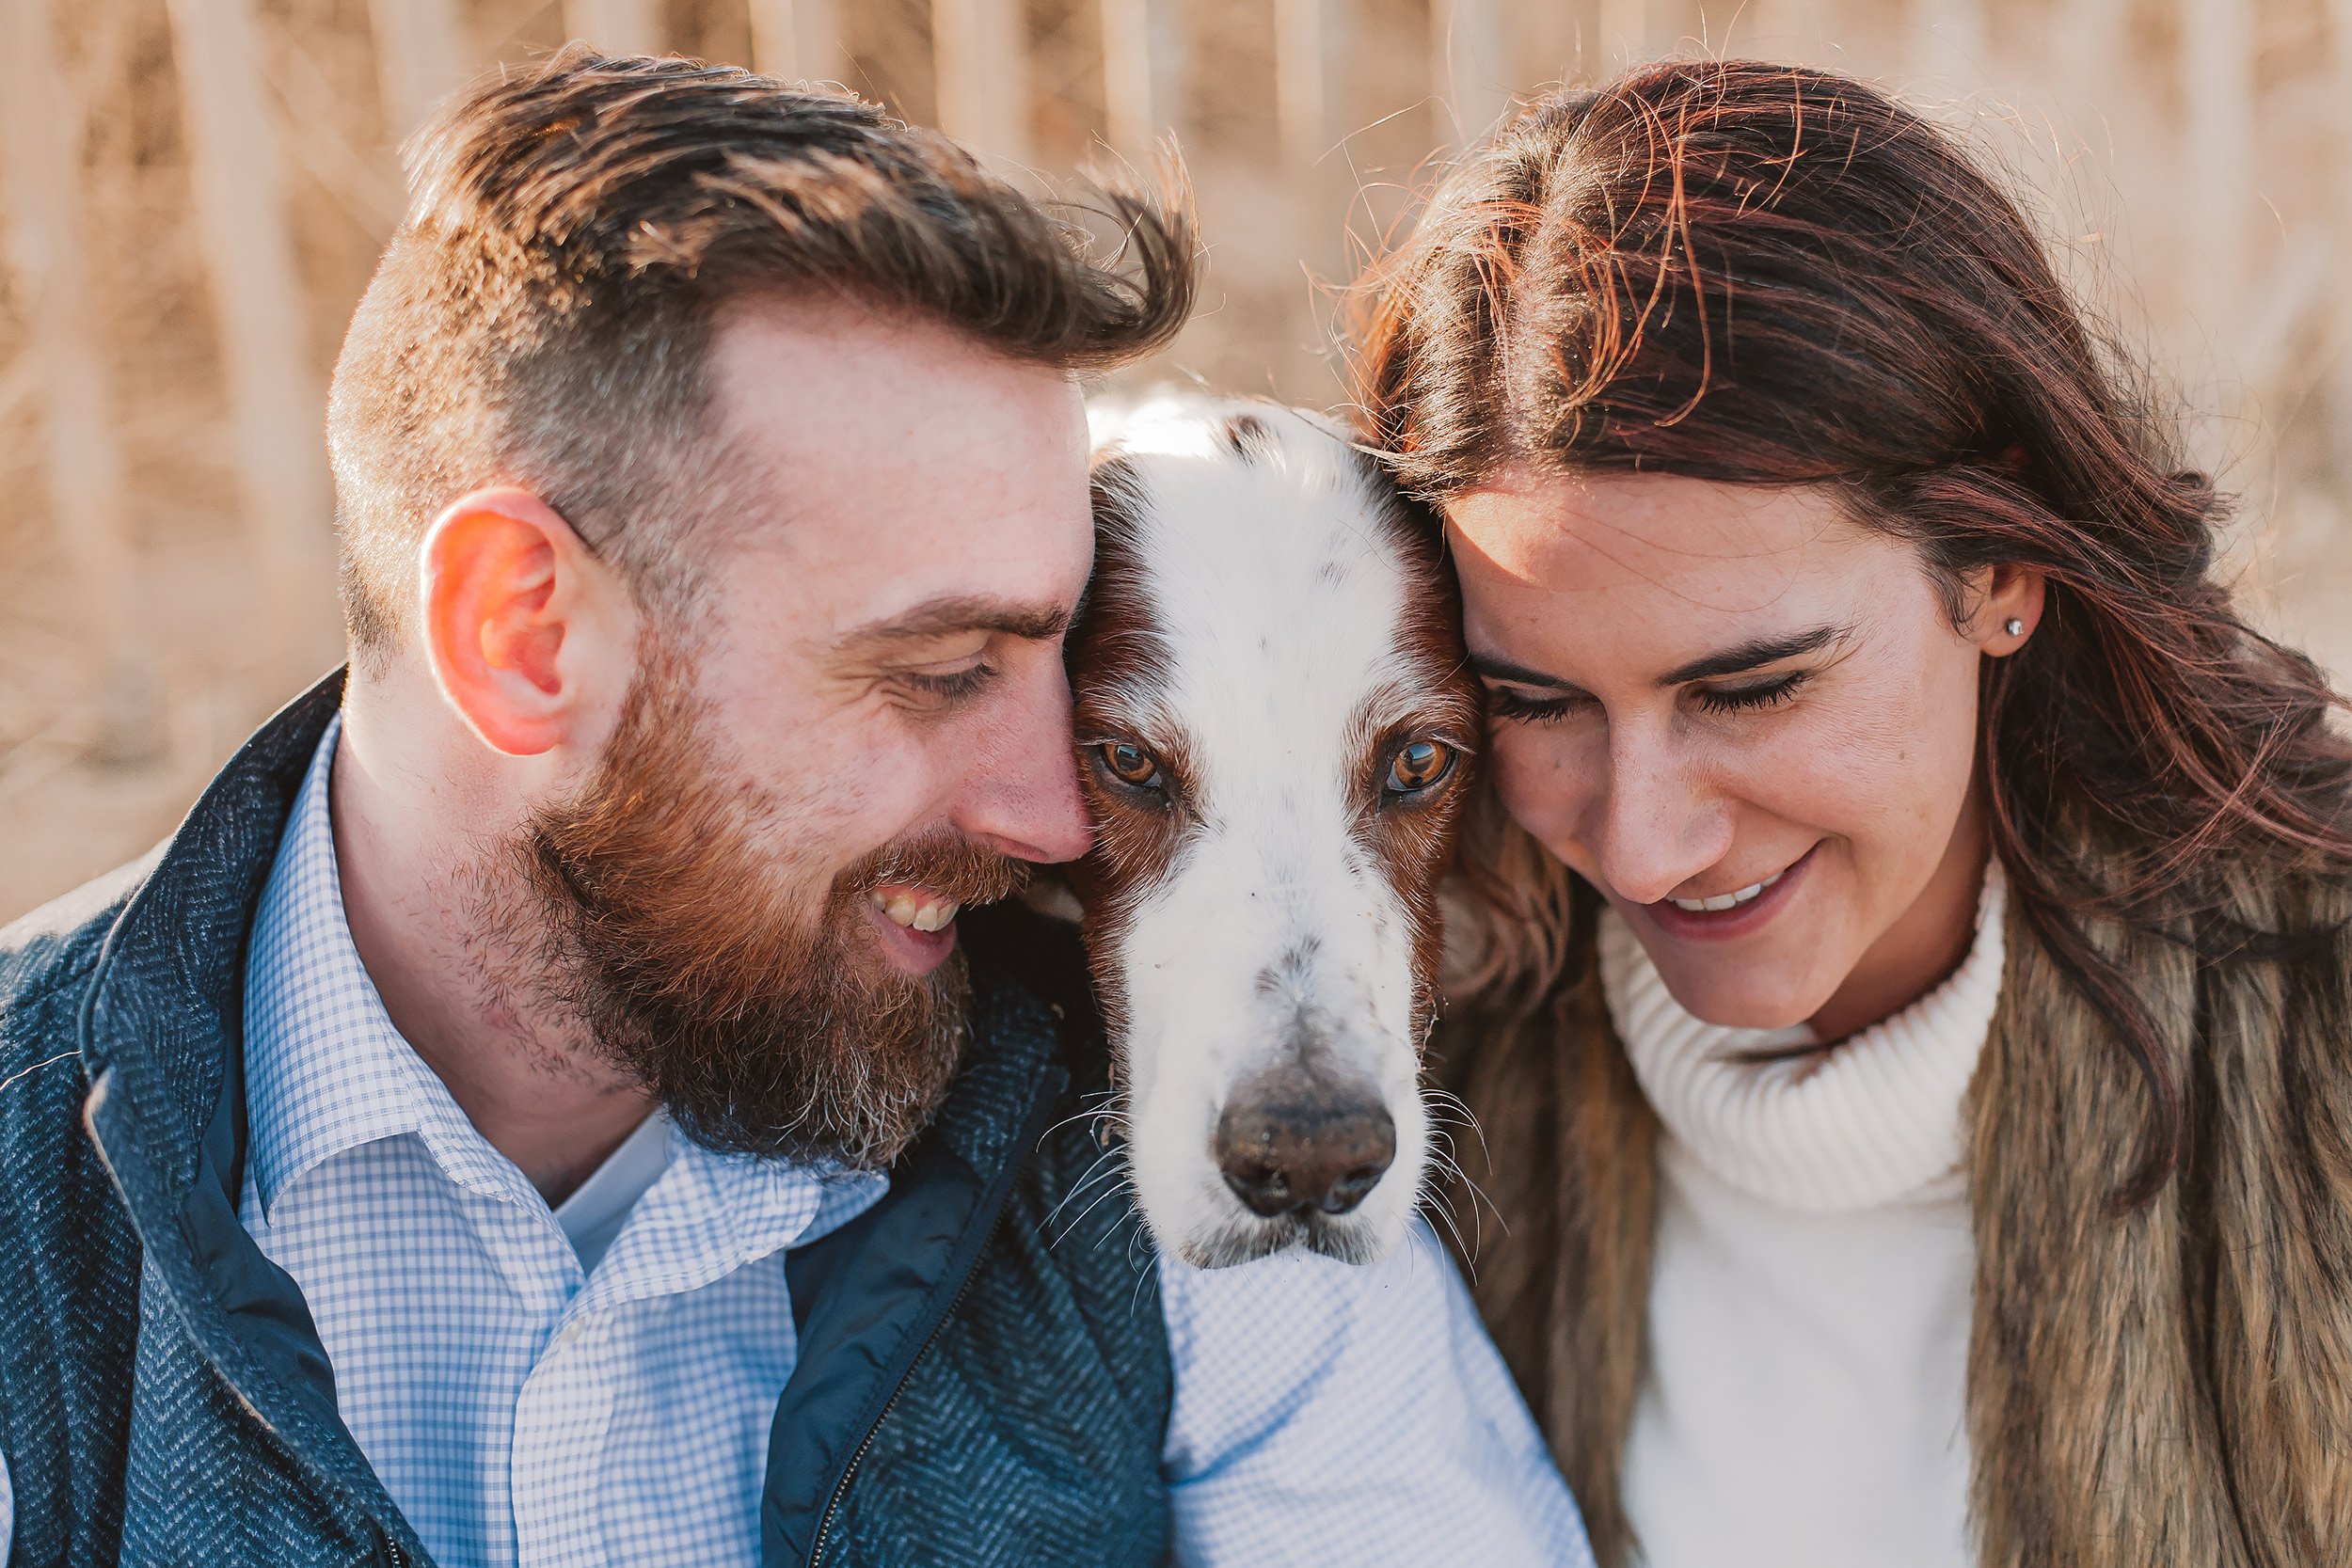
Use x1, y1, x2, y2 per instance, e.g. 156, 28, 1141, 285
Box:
1486, 686, 1589, 723
1486, 671, 1812, 723
1691, 670, 1809, 714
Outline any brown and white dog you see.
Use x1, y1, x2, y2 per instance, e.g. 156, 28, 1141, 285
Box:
1062, 393, 1482, 1269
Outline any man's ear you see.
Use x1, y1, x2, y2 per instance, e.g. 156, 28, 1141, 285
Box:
419, 487, 636, 757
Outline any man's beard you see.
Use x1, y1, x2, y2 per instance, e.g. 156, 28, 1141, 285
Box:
516, 649, 1027, 1168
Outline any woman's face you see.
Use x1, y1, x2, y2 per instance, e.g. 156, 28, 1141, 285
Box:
1446, 469, 2037, 1037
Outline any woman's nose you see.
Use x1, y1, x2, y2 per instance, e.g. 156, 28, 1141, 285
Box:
1591, 727, 1733, 907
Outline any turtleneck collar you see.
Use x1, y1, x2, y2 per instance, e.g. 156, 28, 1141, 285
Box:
1598, 862, 2007, 1212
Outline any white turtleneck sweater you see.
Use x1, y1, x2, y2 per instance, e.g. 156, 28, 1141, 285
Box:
1599, 867, 2006, 1568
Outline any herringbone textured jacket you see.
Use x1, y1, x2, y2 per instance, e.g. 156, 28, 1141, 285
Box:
0, 673, 1172, 1568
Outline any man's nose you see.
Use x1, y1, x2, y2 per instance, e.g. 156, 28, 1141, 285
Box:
1594, 724, 1732, 906
951, 663, 1093, 864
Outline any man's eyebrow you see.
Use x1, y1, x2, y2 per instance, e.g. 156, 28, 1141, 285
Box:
1660, 624, 1850, 687
833, 594, 1073, 654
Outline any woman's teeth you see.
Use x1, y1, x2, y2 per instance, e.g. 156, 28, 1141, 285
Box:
869, 890, 960, 933
1666, 869, 1786, 914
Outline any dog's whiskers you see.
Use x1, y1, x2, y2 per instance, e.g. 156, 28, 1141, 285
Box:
1068, 391, 1479, 1273
1055, 1166, 1141, 1248
1044, 1151, 1135, 1243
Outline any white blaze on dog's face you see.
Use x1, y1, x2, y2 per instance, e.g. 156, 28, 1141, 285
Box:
1068, 396, 1481, 1268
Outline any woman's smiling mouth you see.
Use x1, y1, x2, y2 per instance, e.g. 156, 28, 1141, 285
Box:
1645, 847, 1817, 941
1665, 867, 1788, 913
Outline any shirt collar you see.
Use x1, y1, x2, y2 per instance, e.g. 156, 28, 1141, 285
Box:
243, 715, 887, 1253
243, 713, 460, 1215
243, 716, 580, 1218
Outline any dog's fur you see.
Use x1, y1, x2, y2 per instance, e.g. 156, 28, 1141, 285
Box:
1064, 394, 1480, 1268
1439, 809, 2352, 1567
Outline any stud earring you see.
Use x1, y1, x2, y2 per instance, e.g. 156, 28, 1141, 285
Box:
2003, 617, 2026, 637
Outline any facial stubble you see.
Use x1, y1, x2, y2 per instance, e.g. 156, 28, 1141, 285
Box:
518, 649, 1026, 1167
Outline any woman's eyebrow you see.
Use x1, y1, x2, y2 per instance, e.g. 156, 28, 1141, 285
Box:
1660, 624, 1851, 687
1470, 653, 1579, 689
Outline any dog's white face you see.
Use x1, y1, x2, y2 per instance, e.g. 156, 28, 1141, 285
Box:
1068, 396, 1481, 1268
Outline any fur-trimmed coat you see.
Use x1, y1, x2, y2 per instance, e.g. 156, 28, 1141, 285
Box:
1438, 864, 2352, 1568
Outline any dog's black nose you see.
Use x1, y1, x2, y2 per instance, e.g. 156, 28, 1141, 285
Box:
1214, 1067, 1396, 1218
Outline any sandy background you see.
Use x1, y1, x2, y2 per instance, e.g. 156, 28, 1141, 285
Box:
6, 0, 2352, 924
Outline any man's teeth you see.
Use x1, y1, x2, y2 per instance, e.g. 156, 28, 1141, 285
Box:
868, 890, 960, 933
1667, 869, 1786, 915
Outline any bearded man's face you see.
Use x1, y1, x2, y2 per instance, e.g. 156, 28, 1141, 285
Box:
515, 307, 1099, 1166
523, 645, 1028, 1165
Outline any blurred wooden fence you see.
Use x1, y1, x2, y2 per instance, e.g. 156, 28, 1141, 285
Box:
4, 0, 2352, 920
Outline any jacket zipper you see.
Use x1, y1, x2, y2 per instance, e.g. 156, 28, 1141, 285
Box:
804, 1060, 1069, 1567
805, 1206, 1006, 1567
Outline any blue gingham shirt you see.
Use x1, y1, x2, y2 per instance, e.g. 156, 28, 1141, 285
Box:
0, 719, 1589, 1567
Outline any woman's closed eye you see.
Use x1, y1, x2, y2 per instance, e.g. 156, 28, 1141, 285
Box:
1691, 671, 1809, 715
1486, 685, 1594, 724
1486, 671, 1812, 723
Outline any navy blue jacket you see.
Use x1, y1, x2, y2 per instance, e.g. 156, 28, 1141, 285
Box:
0, 674, 1172, 1567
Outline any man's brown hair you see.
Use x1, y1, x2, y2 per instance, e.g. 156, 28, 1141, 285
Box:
328, 46, 1196, 667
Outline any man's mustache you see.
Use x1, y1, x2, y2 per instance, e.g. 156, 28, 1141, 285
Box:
849, 831, 1031, 913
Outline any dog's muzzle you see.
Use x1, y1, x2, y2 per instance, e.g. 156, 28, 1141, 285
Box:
1213, 1063, 1398, 1218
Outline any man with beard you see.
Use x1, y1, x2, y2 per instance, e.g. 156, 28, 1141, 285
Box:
0, 49, 1587, 1568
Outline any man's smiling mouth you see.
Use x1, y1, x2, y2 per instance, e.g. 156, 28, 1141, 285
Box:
867, 887, 961, 932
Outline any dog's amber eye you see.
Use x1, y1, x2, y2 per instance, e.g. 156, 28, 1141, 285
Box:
1387, 739, 1456, 794
1097, 741, 1165, 790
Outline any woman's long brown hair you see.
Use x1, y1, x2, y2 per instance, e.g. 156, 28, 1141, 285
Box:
1355, 59, 2352, 1204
